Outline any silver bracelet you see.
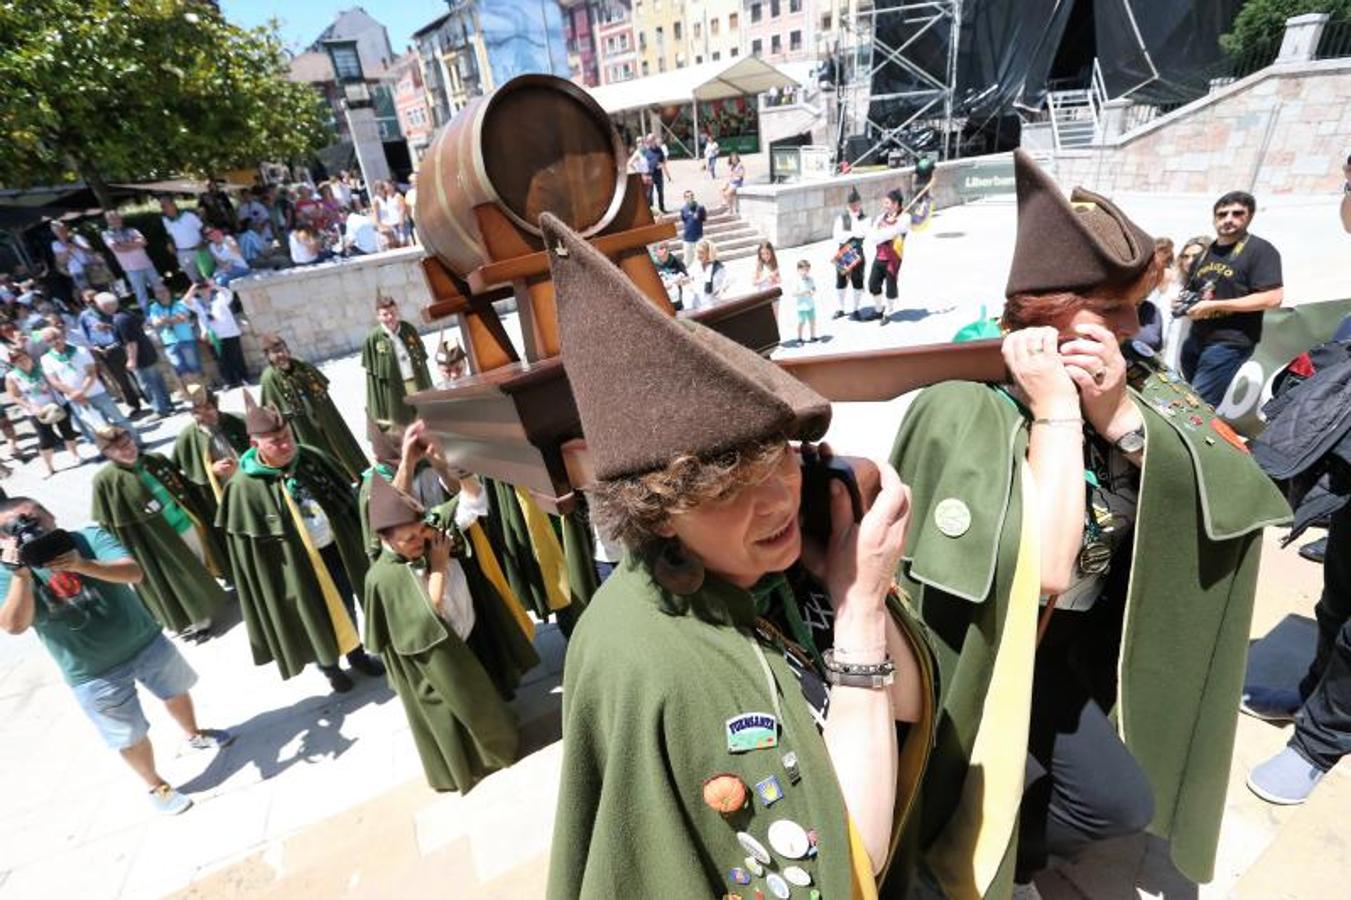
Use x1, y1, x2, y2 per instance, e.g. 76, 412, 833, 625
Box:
822, 648, 895, 689
1031, 417, 1083, 428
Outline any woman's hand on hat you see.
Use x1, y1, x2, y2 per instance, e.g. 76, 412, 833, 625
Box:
1058, 323, 1128, 433
1003, 327, 1078, 418
818, 459, 911, 639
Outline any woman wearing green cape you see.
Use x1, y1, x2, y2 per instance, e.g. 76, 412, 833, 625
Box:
541, 213, 936, 900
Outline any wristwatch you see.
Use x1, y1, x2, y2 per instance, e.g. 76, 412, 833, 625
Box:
822, 648, 895, 689
1114, 426, 1146, 454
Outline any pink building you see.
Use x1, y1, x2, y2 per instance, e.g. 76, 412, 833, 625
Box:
742, 0, 815, 63
561, 0, 600, 86
595, 1, 638, 84
389, 50, 435, 160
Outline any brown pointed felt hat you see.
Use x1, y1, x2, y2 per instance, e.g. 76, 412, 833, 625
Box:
259, 332, 286, 352
366, 413, 400, 466
186, 383, 217, 409
540, 212, 831, 482
368, 472, 424, 533
1004, 149, 1154, 298
93, 424, 131, 451
243, 389, 286, 436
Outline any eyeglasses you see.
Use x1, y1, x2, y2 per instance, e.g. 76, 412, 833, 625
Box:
1214, 209, 1248, 220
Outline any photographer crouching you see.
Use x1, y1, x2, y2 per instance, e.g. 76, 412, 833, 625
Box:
0, 497, 232, 815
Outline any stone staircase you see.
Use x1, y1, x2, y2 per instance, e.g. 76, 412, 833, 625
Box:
654, 207, 767, 262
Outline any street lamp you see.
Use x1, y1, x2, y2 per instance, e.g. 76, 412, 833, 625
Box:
322, 38, 390, 190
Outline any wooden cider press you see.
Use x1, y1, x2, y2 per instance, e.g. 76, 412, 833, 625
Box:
409, 73, 1004, 514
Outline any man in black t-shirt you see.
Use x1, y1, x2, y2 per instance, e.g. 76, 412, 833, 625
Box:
1180, 190, 1284, 406
113, 306, 174, 418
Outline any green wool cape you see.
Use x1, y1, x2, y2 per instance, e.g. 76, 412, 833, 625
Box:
363, 498, 541, 792
482, 477, 553, 620
888, 373, 1292, 896
260, 360, 369, 481
361, 321, 431, 425
217, 445, 370, 678
90, 454, 229, 633
171, 412, 249, 523
548, 557, 938, 900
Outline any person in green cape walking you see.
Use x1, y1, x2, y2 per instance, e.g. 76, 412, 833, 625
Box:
358, 415, 451, 559
90, 425, 229, 640
362, 294, 431, 426
217, 392, 385, 693
171, 385, 248, 527
540, 213, 937, 900
363, 472, 540, 791
886, 150, 1292, 899
258, 332, 368, 482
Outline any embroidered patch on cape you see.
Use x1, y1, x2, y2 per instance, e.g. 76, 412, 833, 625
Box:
725, 712, 778, 753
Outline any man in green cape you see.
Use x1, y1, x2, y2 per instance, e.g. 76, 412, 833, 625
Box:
357, 414, 451, 559
364, 472, 540, 791
885, 150, 1293, 898
541, 213, 938, 899
171, 385, 248, 526
217, 391, 384, 693
258, 332, 368, 481
361, 294, 431, 425
90, 425, 229, 639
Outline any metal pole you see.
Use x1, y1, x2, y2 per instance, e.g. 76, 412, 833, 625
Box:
945, 0, 962, 159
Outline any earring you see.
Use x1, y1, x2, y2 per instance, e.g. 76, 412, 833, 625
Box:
652, 538, 705, 595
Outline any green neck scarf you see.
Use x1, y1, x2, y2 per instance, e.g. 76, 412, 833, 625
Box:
750, 571, 823, 671
240, 446, 301, 495
133, 463, 192, 535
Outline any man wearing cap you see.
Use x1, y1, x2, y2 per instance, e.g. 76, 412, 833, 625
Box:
362, 295, 432, 426
539, 211, 935, 899
258, 332, 368, 482
218, 393, 383, 692
434, 339, 467, 387
90, 426, 229, 640
887, 150, 1290, 897
363, 472, 538, 792
831, 188, 868, 319
172, 385, 249, 524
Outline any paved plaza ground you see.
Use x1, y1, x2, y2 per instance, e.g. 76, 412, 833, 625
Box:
2, 172, 1349, 898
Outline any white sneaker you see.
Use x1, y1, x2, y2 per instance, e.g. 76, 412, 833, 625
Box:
148, 783, 193, 815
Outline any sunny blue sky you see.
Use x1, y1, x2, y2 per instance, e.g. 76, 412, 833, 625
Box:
219, 1, 453, 55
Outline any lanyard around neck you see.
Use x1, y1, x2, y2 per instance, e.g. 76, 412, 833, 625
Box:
745, 633, 784, 731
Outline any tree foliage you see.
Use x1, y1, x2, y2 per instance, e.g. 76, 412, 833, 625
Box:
0, 0, 333, 204
1220, 0, 1351, 56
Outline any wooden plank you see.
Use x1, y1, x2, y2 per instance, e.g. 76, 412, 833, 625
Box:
466, 221, 676, 293
777, 339, 1006, 402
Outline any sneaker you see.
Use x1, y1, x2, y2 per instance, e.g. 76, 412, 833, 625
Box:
149, 783, 193, 815
187, 728, 235, 751
831, 310, 846, 320
1299, 536, 1327, 563
347, 651, 386, 677
1241, 685, 1302, 723
1247, 746, 1325, 805
879, 315, 889, 326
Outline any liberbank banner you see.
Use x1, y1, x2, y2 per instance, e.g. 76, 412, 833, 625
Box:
951, 158, 1016, 200
1210, 297, 1351, 436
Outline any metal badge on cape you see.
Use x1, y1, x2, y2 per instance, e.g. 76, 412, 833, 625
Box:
726, 712, 778, 753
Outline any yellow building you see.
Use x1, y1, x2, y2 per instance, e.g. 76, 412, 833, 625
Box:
685, 0, 744, 66
632, 0, 687, 75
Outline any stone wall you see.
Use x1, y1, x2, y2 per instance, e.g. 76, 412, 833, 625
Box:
230, 247, 435, 369
1051, 58, 1351, 196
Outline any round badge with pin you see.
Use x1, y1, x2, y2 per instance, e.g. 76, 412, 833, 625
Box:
764, 872, 791, 899
783, 865, 812, 887
768, 819, 811, 859
745, 856, 764, 877
737, 831, 772, 865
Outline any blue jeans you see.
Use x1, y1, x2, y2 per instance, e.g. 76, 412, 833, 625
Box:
70, 635, 198, 749
124, 267, 163, 313
76, 392, 142, 446
133, 365, 174, 415
212, 265, 251, 287
1180, 337, 1253, 407
164, 340, 202, 376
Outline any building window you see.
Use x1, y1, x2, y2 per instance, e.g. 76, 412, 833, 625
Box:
659, 57, 667, 72
712, 50, 720, 61
710, 17, 719, 36
770, 0, 781, 17
693, 22, 701, 38
751, 2, 762, 23
639, 31, 646, 50
730, 46, 739, 57
695, 54, 702, 64
674, 21, 682, 39
655, 25, 664, 45
771, 34, 781, 54
751, 38, 762, 56
729, 12, 738, 30
790, 30, 801, 51
822, 12, 831, 30
642, 60, 650, 75
790, 0, 802, 12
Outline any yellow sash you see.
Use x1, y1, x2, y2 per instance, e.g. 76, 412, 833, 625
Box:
280, 488, 360, 655
179, 503, 223, 580
927, 461, 1040, 898
466, 522, 536, 641
202, 443, 224, 505
513, 486, 570, 611
849, 817, 880, 900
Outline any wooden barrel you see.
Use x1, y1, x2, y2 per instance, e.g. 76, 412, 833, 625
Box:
415, 73, 627, 278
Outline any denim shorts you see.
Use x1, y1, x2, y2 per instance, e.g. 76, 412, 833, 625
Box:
69, 635, 198, 749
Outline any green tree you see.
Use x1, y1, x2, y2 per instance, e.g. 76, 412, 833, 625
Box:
0, 0, 333, 207
1221, 0, 1351, 56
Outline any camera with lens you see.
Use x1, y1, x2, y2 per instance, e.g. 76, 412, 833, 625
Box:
1173, 280, 1216, 319
1, 514, 76, 569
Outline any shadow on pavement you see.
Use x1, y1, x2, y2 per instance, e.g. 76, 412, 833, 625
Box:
1246, 613, 1317, 694
177, 676, 396, 795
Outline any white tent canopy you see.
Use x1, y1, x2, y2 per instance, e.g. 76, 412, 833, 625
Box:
586, 56, 801, 116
